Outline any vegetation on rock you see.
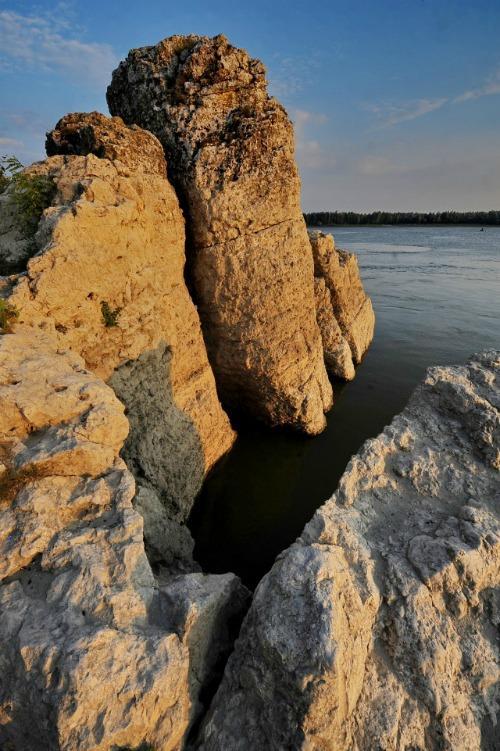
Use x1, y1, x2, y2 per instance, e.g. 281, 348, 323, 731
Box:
101, 300, 122, 327
0, 299, 19, 333
0, 155, 55, 234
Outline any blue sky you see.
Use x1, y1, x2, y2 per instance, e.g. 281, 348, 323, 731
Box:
1, 0, 499, 211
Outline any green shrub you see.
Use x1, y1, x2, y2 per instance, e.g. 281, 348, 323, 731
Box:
101, 300, 121, 328
0, 299, 19, 333
0, 155, 56, 234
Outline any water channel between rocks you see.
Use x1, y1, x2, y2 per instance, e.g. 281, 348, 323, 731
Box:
189, 225, 500, 588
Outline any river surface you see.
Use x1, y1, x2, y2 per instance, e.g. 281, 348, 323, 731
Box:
189, 225, 500, 588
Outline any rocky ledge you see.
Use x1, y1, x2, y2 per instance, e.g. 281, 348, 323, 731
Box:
199, 350, 500, 751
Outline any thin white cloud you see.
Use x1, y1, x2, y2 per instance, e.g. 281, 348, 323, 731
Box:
0, 136, 22, 147
0, 9, 118, 87
453, 69, 500, 102
292, 110, 328, 128
268, 51, 323, 100
355, 155, 397, 176
366, 66, 500, 128
290, 109, 335, 170
366, 97, 448, 127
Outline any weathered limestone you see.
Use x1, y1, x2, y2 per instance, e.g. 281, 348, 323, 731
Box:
46, 111, 168, 176
3, 113, 235, 521
199, 351, 500, 751
107, 34, 333, 434
309, 230, 375, 365
314, 276, 355, 381
0, 328, 248, 751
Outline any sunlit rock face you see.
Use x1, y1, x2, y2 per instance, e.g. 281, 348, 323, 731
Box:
107, 34, 333, 434
309, 230, 375, 367
198, 350, 500, 751
4, 113, 235, 522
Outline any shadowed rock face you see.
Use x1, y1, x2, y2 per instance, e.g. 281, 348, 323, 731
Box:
309, 230, 375, 366
107, 34, 333, 434
198, 350, 500, 751
0, 330, 248, 751
5, 113, 235, 521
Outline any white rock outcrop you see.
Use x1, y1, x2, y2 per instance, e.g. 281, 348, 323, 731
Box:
0, 329, 248, 751
199, 350, 500, 751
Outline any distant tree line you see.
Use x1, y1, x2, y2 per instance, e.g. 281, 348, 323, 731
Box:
304, 211, 500, 226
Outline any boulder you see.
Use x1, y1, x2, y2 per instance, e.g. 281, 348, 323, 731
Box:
107, 34, 333, 434
309, 230, 375, 364
0, 328, 248, 751
3, 113, 235, 521
199, 350, 500, 750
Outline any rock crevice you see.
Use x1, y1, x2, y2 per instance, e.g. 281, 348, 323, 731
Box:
107, 34, 334, 433
198, 351, 500, 751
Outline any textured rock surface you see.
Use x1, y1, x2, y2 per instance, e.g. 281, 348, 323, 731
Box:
46, 111, 167, 177
0, 329, 191, 750
107, 34, 333, 434
199, 351, 500, 750
309, 230, 375, 365
4, 114, 234, 519
0, 328, 248, 751
314, 277, 355, 381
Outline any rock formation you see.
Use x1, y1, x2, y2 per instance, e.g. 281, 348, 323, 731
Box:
309, 230, 375, 366
107, 34, 334, 434
199, 350, 500, 750
0, 329, 248, 751
2, 112, 235, 523
313, 275, 355, 381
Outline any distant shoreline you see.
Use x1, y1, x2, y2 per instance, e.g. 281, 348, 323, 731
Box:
304, 211, 500, 227
307, 223, 498, 228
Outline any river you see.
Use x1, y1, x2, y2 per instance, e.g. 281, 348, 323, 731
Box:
189, 225, 500, 587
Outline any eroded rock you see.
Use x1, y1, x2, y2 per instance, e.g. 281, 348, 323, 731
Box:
107, 34, 333, 434
309, 230, 375, 365
46, 111, 168, 177
314, 276, 355, 380
4, 114, 235, 520
199, 351, 500, 751
0, 328, 248, 751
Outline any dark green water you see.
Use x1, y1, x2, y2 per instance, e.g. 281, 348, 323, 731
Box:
189, 226, 500, 588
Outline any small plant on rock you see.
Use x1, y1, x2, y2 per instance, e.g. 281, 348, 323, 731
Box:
101, 300, 121, 328
0, 155, 56, 234
0, 299, 19, 333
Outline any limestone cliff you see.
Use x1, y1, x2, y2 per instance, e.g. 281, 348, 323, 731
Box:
0, 329, 248, 751
199, 351, 500, 750
107, 34, 333, 434
2, 113, 235, 523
